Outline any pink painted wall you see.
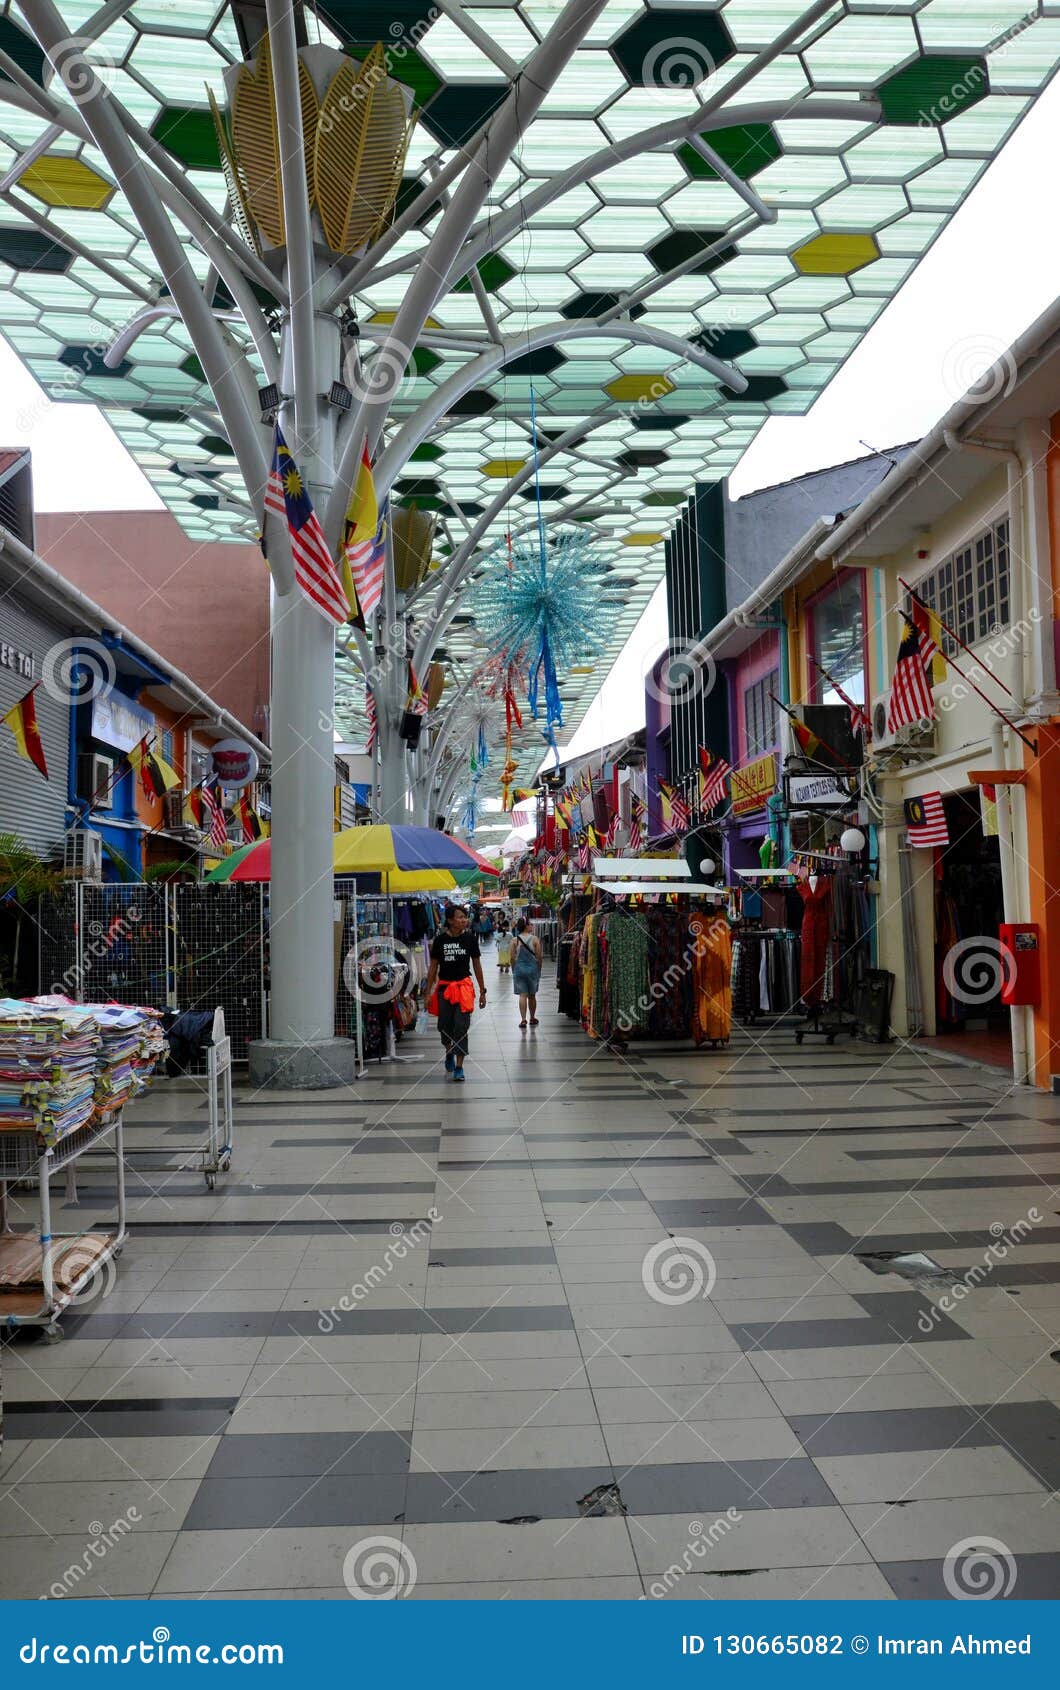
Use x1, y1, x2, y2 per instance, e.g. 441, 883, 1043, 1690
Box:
731, 630, 780, 767
36, 511, 270, 741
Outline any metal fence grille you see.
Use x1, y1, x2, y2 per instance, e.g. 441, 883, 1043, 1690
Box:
35, 883, 267, 1063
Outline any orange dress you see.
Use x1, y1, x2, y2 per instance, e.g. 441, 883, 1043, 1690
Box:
689, 912, 732, 1045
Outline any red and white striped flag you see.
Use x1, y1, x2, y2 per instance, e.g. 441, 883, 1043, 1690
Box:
202, 782, 228, 850
697, 752, 730, 813
887, 618, 936, 732
264, 426, 348, 626
345, 515, 387, 622
365, 685, 377, 753
904, 791, 948, 848
628, 794, 645, 851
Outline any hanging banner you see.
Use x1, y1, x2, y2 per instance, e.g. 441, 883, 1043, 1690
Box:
729, 752, 777, 817
786, 771, 857, 810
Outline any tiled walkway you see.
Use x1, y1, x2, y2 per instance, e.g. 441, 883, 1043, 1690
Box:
3, 962, 1060, 1600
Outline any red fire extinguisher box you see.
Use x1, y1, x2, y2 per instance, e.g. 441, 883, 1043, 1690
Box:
999, 923, 1041, 1006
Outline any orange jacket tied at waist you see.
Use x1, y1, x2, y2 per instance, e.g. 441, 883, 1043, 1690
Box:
427, 978, 477, 1016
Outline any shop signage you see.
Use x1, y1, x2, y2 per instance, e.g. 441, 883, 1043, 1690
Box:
787, 771, 856, 810
209, 737, 258, 788
0, 641, 33, 679
91, 691, 152, 753
730, 752, 777, 816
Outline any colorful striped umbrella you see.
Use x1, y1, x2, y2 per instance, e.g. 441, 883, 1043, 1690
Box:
203, 836, 459, 890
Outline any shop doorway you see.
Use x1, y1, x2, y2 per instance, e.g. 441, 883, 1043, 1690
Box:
930, 788, 1009, 1067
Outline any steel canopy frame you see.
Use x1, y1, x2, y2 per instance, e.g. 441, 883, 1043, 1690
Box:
4, 0, 1053, 1080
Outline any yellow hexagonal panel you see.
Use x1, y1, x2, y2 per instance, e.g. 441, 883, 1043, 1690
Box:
369, 310, 442, 329
792, 233, 879, 276
20, 155, 114, 211
622, 532, 664, 546
481, 458, 527, 478
604, 373, 676, 404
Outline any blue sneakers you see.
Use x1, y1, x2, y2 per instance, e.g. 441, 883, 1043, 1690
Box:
444, 1051, 455, 1072
452, 1066, 466, 1083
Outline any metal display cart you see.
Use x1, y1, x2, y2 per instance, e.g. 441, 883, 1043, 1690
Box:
131, 1008, 235, 1191
0, 1109, 126, 1340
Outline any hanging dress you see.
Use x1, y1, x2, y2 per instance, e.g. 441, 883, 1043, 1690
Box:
690, 912, 732, 1045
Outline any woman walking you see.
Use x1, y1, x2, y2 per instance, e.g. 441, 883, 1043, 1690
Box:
496, 912, 512, 975
511, 917, 543, 1029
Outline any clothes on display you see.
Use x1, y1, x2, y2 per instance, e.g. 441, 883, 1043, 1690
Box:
689, 913, 732, 1046
334, 892, 444, 1060
571, 901, 729, 1047
797, 876, 833, 1007
731, 930, 801, 1022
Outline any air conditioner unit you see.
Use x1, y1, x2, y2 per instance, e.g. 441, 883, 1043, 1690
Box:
871, 693, 937, 755
78, 751, 115, 807
64, 829, 103, 883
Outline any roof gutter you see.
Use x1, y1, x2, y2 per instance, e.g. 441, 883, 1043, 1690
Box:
0, 521, 270, 761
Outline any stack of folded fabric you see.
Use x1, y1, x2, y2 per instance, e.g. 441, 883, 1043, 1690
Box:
0, 999, 101, 1146
30, 996, 167, 1121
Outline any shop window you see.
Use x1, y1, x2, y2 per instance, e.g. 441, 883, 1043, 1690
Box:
915, 518, 1009, 649
809, 573, 865, 704
744, 669, 779, 758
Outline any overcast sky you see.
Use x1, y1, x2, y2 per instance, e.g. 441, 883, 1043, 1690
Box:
2, 74, 1059, 772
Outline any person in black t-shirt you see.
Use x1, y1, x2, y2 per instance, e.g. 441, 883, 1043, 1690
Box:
424, 905, 487, 1082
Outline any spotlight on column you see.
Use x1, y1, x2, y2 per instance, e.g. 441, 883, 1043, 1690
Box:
327, 381, 353, 413
257, 383, 282, 423
840, 826, 867, 854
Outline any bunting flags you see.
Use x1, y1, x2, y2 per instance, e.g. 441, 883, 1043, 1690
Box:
127, 736, 180, 800
697, 748, 730, 812
365, 684, 377, 753
264, 426, 349, 626
887, 617, 936, 732
407, 663, 429, 717
2, 684, 47, 779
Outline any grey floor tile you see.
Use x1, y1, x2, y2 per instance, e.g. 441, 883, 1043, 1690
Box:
848, 1493, 1060, 1560
0, 1530, 178, 1598
410, 1425, 612, 1473
208, 1430, 411, 1476
629, 1505, 867, 1576
406, 1575, 644, 1599
646, 1564, 896, 1600
182, 1473, 407, 1530
403, 1464, 617, 1524
402, 1516, 638, 1583
0, 1479, 199, 1537
154, 1525, 392, 1592
881, 1552, 1060, 1600
814, 1445, 1047, 1504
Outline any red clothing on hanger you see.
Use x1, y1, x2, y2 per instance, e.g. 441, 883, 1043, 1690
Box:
797, 876, 832, 1006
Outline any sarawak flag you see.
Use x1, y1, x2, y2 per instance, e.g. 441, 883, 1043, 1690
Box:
910, 596, 947, 685
2, 684, 47, 779
236, 793, 264, 842
183, 785, 205, 828
789, 714, 845, 767
349, 441, 379, 544
128, 736, 179, 799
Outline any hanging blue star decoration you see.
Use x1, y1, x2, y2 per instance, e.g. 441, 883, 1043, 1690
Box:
471, 531, 610, 759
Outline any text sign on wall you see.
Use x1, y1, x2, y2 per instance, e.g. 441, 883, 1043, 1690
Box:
730, 752, 777, 817
0, 642, 33, 679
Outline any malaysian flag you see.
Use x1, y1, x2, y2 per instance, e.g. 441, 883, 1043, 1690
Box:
202, 782, 228, 850
407, 662, 429, 717
887, 618, 936, 731
604, 812, 620, 848
904, 791, 949, 848
577, 834, 591, 870
628, 794, 646, 851
264, 426, 348, 626
343, 510, 387, 623
365, 684, 377, 753
697, 749, 730, 813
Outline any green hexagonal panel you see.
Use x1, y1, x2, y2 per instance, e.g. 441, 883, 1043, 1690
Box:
150, 107, 222, 171
678, 123, 782, 181
877, 55, 989, 126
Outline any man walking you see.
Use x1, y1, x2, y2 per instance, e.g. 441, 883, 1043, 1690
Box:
424, 905, 487, 1082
